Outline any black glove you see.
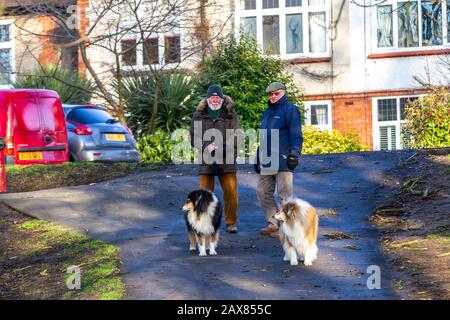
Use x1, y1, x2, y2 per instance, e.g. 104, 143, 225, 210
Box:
287, 154, 299, 170
254, 163, 261, 174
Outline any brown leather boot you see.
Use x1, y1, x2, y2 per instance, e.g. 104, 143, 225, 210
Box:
260, 224, 279, 235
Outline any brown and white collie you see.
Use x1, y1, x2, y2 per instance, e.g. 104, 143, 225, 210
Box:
274, 197, 319, 266
182, 189, 222, 256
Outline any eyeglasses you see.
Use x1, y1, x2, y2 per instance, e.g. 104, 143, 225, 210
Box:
268, 90, 283, 97
208, 96, 222, 101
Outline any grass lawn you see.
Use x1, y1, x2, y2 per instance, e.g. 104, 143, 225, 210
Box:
0, 203, 124, 300
1, 161, 163, 299
6, 161, 159, 193
371, 152, 450, 299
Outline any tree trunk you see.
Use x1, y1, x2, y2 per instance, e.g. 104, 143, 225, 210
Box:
148, 76, 160, 135
116, 72, 127, 126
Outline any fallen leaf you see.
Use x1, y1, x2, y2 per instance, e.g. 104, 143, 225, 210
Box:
436, 252, 450, 258
390, 239, 427, 248
349, 269, 364, 276
324, 232, 358, 241
343, 245, 361, 250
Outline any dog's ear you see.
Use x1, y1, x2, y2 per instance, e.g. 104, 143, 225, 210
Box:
285, 209, 291, 219
280, 203, 290, 218
284, 202, 296, 219
194, 192, 210, 213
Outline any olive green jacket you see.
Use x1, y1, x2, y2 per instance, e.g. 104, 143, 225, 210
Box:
189, 95, 241, 175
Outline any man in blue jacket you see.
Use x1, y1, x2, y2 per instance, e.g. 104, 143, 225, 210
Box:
255, 82, 303, 236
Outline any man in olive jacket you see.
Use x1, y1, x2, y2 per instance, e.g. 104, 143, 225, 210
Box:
190, 84, 241, 233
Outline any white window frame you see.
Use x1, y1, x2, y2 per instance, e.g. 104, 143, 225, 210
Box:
118, 2, 184, 70
120, 32, 183, 70
0, 19, 15, 89
372, 0, 450, 53
303, 100, 332, 131
235, 0, 331, 59
372, 94, 423, 150
120, 32, 183, 71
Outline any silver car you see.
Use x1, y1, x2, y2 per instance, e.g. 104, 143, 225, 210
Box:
63, 104, 140, 162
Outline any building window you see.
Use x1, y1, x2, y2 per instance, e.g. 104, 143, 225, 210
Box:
121, 34, 181, 67
373, 96, 419, 151
448, 1, 450, 42
0, 21, 14, 87
0, 25, 10, 42
263, 0, 279, 9
120, 4, 181, 68
286, 0, 302, 7
165, 35, 181, 64
377, 5, 394, 47
241, 17, 257, 38
309, 11, 326, 53
121, 39, 137, 66
237, 0, 329, 58
242, 0, 257, 10
421, 0, 442, 46
263, 15, 280, 53
286, 14, 302, 53
143, 37, 159, 65
375, 1, 450, 50
378, 98, 397, 121
304, 100, 332, 131
398, 1, 419, 48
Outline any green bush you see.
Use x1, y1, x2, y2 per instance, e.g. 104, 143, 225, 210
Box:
137, 125, 369, 164
403, 87, 450, 149
137, 129, 197, 164
137, 130, 174, 163
196, 34, 303, 129
12, 65, 95, 103
302, 125, 370, 154
122, 71, 197, 137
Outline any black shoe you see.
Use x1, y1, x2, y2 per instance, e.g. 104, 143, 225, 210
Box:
226, 225, 238, 233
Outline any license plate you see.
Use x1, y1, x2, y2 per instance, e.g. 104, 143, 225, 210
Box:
105, 134, 126, 142
18, 151, 43, 161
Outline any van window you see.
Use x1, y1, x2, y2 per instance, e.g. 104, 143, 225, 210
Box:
39, 97, 65, 131
67, 108, 115, 124
14, 98, 41, 132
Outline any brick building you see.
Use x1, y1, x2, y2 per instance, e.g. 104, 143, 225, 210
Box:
2, 0, 449, 150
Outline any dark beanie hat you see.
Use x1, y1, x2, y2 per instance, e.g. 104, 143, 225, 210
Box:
207, 84, 224, 98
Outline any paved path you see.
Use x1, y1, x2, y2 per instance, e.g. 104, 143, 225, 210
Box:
0, 151, 415, 299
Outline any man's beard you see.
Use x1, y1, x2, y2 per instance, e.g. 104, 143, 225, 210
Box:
207, 100, 223, 110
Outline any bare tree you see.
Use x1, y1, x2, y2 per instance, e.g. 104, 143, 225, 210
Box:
413, 53, 450, 89
6, 0, 232, 132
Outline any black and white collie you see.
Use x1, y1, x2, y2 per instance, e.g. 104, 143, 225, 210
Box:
182, 189, 222, 256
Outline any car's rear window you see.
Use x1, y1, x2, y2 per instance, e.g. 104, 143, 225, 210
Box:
67, 108, 115, 124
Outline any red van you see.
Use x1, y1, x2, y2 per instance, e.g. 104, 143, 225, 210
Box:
0, 89, 69, 165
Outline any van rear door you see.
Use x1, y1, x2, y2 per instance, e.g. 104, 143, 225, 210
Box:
13, 90, 68, 164
13, 95, 44, 163
38, 95, 69, 163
